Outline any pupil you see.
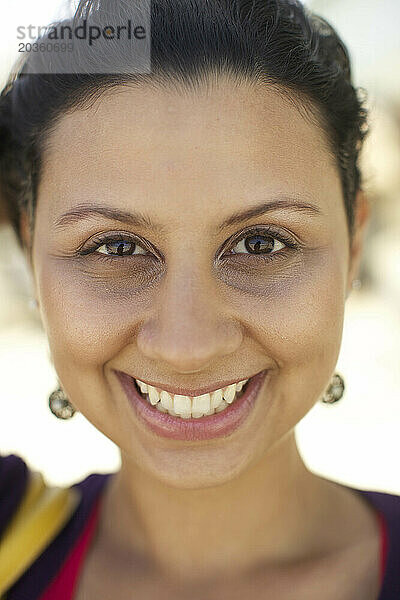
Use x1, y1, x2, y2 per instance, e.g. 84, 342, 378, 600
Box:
106, 241, 135, 256
244, 235, 274, 254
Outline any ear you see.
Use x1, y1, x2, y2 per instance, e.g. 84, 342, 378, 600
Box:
346, 189, 370, 298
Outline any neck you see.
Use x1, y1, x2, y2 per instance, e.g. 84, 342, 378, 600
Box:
95, 432, 351, 584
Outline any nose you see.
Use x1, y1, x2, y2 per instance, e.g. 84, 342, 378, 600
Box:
136, 263, 242, 373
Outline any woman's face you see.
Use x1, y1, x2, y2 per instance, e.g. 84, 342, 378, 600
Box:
29, 79, 361, 488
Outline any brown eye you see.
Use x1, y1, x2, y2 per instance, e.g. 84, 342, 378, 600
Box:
230, 233, 286, 255
96, 239, 148, 257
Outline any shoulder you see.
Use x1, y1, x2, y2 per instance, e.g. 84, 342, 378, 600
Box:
353, 486, 400, 519
0, 451, 113, 517
349, 484, 400, 542
0, 452, 81, 598
0, 451, 114, 599
350, 486, 400, 597
0, 452, 29, 539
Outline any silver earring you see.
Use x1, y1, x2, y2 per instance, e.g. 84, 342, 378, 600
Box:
48, 384, 77, 419
351, 279, 362, 290
321, 372, 345, 404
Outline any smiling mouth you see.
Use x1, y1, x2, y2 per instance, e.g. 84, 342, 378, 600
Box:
133, 377, 250, 419
116, 369, 269, 440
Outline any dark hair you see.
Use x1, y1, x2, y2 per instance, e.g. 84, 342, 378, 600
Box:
0, 0, 369, 249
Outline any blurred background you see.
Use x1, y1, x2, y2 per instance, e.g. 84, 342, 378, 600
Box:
0, 0, 399, 492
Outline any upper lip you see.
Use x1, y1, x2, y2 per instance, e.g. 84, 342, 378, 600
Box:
114, 369, 266, 397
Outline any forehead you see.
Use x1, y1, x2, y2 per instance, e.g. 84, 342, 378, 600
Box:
38, 79, 341, 225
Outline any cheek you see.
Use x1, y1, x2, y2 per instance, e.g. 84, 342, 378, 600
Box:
225, 247, 348, 435
35, 258, 153, 368
224, 246, 347, 379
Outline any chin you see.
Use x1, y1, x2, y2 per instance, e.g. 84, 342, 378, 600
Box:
125, 442, 255, 490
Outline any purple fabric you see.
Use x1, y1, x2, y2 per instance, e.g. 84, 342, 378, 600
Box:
1, 453, 399, 599
0, 454, 28, 541
1, 454, 113, 600
355, 488, 400, 599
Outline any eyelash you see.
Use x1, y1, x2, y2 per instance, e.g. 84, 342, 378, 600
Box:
79, 226, 298, 263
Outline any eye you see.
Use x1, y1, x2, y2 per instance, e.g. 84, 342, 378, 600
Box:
79, 233, 152, 258
96, 239, 148, 257
223, 227, 296, 258
230, 234, 284, 255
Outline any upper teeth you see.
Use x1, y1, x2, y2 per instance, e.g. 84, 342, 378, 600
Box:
135, 378, 249, 418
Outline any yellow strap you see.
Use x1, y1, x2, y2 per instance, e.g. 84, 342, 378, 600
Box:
0, 469, 81, 598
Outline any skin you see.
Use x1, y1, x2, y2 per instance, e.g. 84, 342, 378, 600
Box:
21, 78, 375, 598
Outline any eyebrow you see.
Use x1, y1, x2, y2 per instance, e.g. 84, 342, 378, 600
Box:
54, 196, 322, 232
217, 196, 322, 232
54, 204, 166, 232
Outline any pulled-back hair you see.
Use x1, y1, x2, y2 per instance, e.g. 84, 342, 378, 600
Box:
0, 0, 369, 248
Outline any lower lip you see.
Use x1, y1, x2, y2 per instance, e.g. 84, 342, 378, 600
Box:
115, 369, 269, 441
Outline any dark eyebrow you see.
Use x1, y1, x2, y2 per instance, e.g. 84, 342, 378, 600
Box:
54, 203, 166, 232
217, 196, 322, 232
54, 196, 322, 232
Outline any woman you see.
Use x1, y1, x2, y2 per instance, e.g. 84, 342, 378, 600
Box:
0, 0, 399, 598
